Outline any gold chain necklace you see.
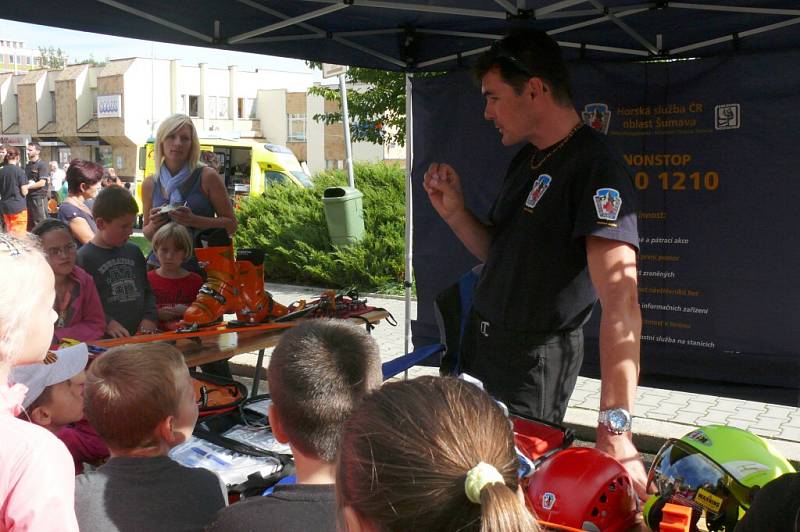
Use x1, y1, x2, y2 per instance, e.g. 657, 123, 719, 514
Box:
529, 122, 584, 171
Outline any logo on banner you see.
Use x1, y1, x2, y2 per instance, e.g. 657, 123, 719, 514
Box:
525, 174, 552, 210
582, 103, 611, 134
593, 188, 622, 221
715, 103, 740, 130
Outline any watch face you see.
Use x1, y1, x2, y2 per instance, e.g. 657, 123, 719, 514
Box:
609, 410, 627, 429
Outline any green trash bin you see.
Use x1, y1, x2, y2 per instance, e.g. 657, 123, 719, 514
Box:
322, 186, 365, 246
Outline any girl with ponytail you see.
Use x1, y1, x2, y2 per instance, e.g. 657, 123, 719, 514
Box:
337, 376, 538, 532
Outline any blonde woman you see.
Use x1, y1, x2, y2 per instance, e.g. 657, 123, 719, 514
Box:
141, 114, 237, 271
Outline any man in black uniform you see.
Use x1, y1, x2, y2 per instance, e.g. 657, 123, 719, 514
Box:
423, 29, 647, 498
25, 141, 50, 230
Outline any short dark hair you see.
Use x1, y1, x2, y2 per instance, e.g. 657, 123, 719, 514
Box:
92, 184, 138, 222
3, 146, 20, 163
22, 385, 55, 417
31, 218, 70, 239
27, 142, 41, 153
267, 319, 382, 462
474, 29, 572, 105
66, 159, 104, 194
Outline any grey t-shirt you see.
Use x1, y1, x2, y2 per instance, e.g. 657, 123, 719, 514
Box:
77, 242, 158, 334
75, 455, 227, 532
207, 483, 336, 532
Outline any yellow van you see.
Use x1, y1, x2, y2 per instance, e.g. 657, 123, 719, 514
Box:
134, 137, 312, 215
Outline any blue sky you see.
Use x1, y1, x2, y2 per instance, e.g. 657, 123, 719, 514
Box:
0, 18, 320, 77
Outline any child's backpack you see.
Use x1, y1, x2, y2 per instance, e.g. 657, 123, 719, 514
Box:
192, 371, 248, 417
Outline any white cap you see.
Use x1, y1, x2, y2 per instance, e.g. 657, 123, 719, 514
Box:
10, 343, 89, 409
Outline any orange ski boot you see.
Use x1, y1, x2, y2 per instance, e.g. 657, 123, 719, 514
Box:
235, 248, 289, 323
183, 229, 243, 326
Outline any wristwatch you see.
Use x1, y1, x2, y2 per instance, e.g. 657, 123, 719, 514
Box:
598, 407, 632, 434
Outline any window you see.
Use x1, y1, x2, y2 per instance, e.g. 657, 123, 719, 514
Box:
264, 170, 287, 188
216, 97, 229, 119
50, 91, 56, 121
91, 89, 98, 118
238, 97, 256, 119
95, 146, 113, 167
188, 95, 199, 117
205, 96, 230, 119
236, 98, 256, 118
207, 96, 217, 119
58, 148, 71, 166
287, 114, 306, 142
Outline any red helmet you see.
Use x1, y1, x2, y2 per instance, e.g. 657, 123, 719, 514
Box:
527, 447, 638, 532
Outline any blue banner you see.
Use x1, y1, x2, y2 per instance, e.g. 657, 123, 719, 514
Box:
411, 50, 800, 389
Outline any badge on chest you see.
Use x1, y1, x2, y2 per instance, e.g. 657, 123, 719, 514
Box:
524, 174, 552, 211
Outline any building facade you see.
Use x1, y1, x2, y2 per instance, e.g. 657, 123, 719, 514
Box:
0, 40, 43, 73
0, 57, 404, 179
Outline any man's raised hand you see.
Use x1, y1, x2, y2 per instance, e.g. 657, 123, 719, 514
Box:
423, 163, 465, 223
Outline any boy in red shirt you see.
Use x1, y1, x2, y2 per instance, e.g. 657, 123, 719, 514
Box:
147, 223, 204, 331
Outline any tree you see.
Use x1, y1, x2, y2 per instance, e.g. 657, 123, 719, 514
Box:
75, 54, 108, 67
38, 46, 68, 69
307, 64, 441, 147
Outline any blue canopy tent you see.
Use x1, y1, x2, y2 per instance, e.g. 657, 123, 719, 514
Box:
6, 1, 799, 400
10, 1, 800, 69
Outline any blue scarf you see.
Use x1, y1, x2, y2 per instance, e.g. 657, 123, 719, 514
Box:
158, 163, 192, 205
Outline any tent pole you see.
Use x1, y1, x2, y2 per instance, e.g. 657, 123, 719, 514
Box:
403, 73, 414, 379
339, 73, 356, 188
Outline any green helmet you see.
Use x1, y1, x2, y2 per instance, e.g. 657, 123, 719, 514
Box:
644, 425, 796, 532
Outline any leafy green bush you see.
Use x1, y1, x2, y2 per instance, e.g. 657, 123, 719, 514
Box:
234, 162, 406, 293
130, 235, 151, 257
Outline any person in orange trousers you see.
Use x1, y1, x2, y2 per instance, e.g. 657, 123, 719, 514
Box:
0, 147, 30, 236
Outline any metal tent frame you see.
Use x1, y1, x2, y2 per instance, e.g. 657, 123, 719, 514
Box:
10, 2, 800, 70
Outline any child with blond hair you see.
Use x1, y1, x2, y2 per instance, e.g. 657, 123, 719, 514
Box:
0, 233, 79, 530
147, 223, 203, 331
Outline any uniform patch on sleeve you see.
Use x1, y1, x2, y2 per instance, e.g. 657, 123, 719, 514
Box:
593, 188, 622, 221
525, 174, 552, 210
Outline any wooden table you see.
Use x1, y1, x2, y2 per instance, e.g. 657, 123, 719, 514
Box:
178, 310, 390, 396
